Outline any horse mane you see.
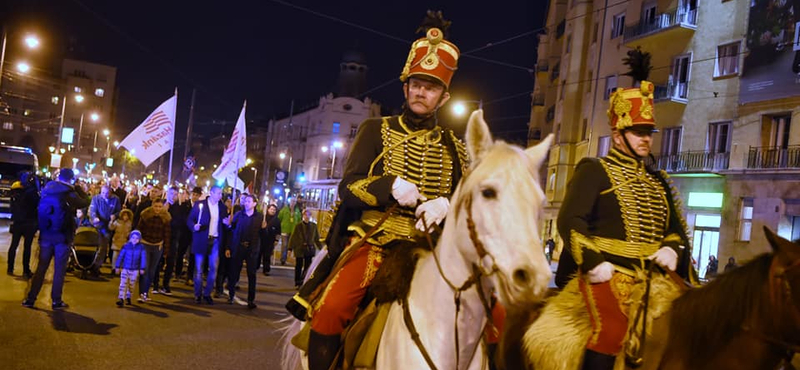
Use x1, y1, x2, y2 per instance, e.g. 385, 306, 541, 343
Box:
667, 253, 772, 366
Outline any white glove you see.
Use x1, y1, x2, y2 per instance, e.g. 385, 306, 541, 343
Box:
414, 197, 450, 232
391, 177, 425, 207
586, 262, 615, 283
649, 247, 678, 271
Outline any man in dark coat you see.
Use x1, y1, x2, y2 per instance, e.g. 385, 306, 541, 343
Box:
286, 14, 468, 370
7, 172, 40, 278
288, 209, 322, 288
157, 186, 191, 295
259, 203, 281, 275
225, 194, 261, 308
186, 185, 228, 304
23, 169, 90, 309
555, 81, 697, 369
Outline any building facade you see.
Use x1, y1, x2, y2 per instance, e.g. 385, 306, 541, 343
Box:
264, 93, 381, 191
530, 0, 800, 276
0, 57, 117, 167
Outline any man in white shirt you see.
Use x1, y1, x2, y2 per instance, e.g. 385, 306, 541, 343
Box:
187, 185, 229, 304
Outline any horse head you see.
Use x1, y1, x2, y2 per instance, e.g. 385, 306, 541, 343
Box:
448, 109, 553, 308
762, 226, 800, 344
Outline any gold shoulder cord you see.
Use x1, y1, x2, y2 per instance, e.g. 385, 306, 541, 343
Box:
367, 117, 430, 177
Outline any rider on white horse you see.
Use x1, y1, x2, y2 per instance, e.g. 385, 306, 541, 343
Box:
285, 11, 474, 370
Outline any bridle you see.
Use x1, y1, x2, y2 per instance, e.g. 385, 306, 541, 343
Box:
401, 189, 500, 370
743, 256, 800, 368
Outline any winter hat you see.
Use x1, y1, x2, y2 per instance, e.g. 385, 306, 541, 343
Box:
129, 230, 142, 239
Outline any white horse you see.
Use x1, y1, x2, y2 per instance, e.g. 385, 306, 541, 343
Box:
281, 110, 554, 370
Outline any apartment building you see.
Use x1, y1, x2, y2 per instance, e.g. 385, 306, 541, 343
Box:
529, 0, 799, 275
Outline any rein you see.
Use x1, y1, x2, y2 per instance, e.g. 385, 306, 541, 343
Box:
401, 192, 498, 370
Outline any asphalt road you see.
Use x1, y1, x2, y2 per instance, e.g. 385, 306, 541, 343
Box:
0, 220, 300, 370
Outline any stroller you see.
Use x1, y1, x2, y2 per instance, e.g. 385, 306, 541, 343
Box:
70, 226, 100, 279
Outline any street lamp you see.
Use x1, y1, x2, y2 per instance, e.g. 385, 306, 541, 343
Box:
0, 30, 40, 91
15, 61, 30, 73
451, 100, 484, 116
24, 35, 40, 49
57, 94, 84, 152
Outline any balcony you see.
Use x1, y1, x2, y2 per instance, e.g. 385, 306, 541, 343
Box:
648, 150, 730, 173
653, 81, 688, 104
747, 146, 800, 169
624, 8, 697, 46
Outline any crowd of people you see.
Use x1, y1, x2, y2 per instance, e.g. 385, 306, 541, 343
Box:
8, 167, 322, 310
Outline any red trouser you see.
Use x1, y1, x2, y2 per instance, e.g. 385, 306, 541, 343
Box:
484, 297, 507, 344
311, 243, 385, 335
579, 272, 634, 355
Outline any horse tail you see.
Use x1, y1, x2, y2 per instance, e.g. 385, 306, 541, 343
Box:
278, 315, 306, 370
305, 248, 328, 282
279, 250, 329, 370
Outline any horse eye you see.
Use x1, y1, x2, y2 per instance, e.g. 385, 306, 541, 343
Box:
481, 187, 497, 199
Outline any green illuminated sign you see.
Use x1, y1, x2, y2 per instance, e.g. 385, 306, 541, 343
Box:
687, 192, 723, 208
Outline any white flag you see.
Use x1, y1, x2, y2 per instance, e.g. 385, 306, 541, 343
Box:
226, 172, 245, 192
119, 95, 177, 167
212, 102, 247, 187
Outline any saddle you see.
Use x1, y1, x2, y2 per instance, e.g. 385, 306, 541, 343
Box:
523, 270, 684, 370
292, 243, 427, 369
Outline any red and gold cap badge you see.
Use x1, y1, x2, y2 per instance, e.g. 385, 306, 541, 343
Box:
607, 80, 657, 131
400, 27, 460, 89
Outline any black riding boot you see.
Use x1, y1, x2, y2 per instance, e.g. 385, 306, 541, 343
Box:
308, 330, 341, 370
582, 349, 616, 370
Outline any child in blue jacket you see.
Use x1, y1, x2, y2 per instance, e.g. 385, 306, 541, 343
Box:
114, 230, 147, 306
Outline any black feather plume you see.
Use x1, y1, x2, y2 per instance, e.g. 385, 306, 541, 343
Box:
415, 10, 451, 38
622, 46, 653, 84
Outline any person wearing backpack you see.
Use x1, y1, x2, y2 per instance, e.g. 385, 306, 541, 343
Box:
23, 168, 90, 309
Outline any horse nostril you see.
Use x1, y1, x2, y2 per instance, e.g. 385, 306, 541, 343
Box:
513, 268, 531, 285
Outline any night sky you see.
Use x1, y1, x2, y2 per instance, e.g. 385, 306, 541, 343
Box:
3, 0, 544, 143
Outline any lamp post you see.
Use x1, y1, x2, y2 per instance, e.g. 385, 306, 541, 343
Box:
251, 167, 258, 194
0, 30, 39, 92
104, 129, 111, 157
56, 94, 84, 152
320, 141, 343, 179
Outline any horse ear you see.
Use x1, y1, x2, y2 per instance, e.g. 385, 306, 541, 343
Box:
525, 133, 554, 171
763, 226, 783, 253
763, 225, 800, 261
466, 109, 493, 164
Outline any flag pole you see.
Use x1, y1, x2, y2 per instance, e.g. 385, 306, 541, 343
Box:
167, 87, 178, 186
229, 100, 246, 222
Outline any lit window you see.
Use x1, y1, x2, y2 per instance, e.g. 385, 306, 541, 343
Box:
3, 122, 13, 130
74, 86, 82, 93
738, 198, 754, 241
52, 96, 59, 105
597, 135, 611, 157
95, 88, 105, 97
332, 122, 340, 134
611, 13, 626, 39
604, 75, 618, 100
714, 41, 741, 77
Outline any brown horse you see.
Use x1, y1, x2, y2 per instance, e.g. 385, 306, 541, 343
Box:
644, 226, 800, 370
501, 226, 800, 370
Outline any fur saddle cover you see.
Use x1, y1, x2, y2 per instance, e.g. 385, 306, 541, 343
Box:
522, 271, 683, 370
293, 241, 430, 369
